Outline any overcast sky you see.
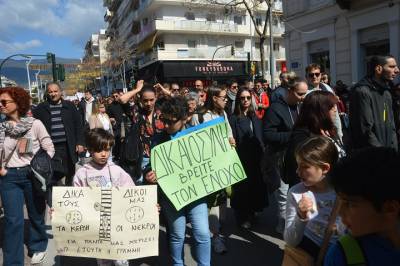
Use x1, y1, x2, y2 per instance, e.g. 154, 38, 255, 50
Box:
0, 0, 106, 59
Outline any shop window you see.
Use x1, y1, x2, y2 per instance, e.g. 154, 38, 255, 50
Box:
185, 12, 195, 20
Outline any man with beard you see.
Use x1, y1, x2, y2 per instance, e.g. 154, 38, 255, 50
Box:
350, 55, 399, 150
33, 82, 84, 186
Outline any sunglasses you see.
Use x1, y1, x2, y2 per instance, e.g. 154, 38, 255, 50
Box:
308, 72, 321, 78
240, 96, 252, 101
161, 117, 179, 125
0, 100, 15, 106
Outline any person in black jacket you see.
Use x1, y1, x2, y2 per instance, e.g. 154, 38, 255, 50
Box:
229, 88, 267, 229
350, 55, 399, 151
33, 82, 84, 186
263, 77, 308, 233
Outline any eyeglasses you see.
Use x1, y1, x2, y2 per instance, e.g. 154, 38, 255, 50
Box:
308, 72, 321, 78
0, 100, 15, 106
161, 117, 179, 125
240, 96, 252, 101
231, 85, 238, 88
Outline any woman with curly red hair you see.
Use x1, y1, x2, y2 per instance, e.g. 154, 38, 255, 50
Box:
0, 87, 54, 265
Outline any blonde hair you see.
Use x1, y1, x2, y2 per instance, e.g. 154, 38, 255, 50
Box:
295, 136, 338, 168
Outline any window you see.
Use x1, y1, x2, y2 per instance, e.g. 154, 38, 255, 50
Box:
235, 41, 244, 49
185, 12, 195, 20
131, 21, 141, 35
188, 40, 197, 48
255, 42, 260, 49
234, 15, 243, 25
255, 17, 262, 26
206, 13, 216, 22
155, 41, 165, 50
142, 18, 148, 26
273, 17, 279, 26
273, 43, 280, 51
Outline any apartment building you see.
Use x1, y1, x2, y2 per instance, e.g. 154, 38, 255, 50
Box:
283, 0, 400, 86
103, 0, 286, 86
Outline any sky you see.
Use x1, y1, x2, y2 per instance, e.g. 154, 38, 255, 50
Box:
0, 0, 106, 60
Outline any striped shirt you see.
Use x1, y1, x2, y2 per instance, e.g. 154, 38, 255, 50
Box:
50, 103, 67, 143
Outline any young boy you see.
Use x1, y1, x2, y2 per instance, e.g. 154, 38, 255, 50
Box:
325, 147, 400, 266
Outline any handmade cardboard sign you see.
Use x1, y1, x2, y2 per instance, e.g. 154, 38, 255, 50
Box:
52, 186, 159, 260
151, 120, 247, 210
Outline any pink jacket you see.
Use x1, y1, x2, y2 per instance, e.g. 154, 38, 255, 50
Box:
73, 161, 135, 188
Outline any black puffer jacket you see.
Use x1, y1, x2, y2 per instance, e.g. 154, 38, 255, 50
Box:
349, 77, 398, 151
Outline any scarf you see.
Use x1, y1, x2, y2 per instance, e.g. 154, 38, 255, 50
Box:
0, 116, 35, 152
227, 89, 237, 114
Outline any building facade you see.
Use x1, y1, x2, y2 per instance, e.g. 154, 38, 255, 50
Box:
103, 0, 286, 86
283, 0, 400, 86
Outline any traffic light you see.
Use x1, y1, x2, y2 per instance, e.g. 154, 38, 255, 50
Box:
57, 64, 65, 81
46, 52, 56, 82
231, 46, 235, 56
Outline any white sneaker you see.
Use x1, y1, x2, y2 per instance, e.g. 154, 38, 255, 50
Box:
31, 251, 47, 265
212, 235, 227, 254
114, 260, 129, 266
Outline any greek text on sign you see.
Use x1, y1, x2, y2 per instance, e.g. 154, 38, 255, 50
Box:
151, 120, 247, 210
52, 186, 159, 260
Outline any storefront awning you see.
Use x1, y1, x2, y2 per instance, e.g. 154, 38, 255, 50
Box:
136, 32, 157, 54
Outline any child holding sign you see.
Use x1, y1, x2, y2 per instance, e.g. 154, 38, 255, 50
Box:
73, 128, 135, 266
145, 97, 211, 266
284, 136, 344, 262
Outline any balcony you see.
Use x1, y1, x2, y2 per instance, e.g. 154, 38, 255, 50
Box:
138, 19, 249, 43
138, 47, 248, 67
252, 49, 286, 60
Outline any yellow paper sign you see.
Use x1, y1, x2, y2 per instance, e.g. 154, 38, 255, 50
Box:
52, 186, 159, 260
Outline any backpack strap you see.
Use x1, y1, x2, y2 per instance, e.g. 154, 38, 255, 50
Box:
338, 235, 366, 266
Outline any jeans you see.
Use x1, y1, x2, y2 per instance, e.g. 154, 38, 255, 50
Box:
161, 198, 211, 266
0, 167, 48, 266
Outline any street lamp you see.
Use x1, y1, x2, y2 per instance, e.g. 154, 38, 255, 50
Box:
0, 53, 48, 88
210, 44, 234, 83
26, 56, 33, 96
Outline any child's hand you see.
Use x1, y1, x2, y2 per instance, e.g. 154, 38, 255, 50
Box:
228, 137, 236, 148
0, 167, 7, 176
49, 207, 54, 220
145, 171, 157, 184
298, 193, 313, 220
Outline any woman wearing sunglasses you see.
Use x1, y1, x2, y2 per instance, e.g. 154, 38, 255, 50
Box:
229, 88, 267, 229
0, 87, 54, 265
192, 86, 235, 254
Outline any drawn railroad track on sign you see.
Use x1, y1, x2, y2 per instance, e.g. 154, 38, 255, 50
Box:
94, 189, 112, 241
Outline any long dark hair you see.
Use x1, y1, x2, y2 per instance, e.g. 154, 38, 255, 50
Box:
294, 90, 338, 137
198, 86, 225, 115
233, 88, 255, 117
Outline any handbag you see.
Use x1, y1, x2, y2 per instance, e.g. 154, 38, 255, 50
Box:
282, 199, 341, 266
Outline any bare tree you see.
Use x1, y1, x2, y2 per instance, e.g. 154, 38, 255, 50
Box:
106, 33, 134, 89
190, 0, 274, 81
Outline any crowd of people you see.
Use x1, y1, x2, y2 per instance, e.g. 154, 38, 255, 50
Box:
0, 54, 399, 266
